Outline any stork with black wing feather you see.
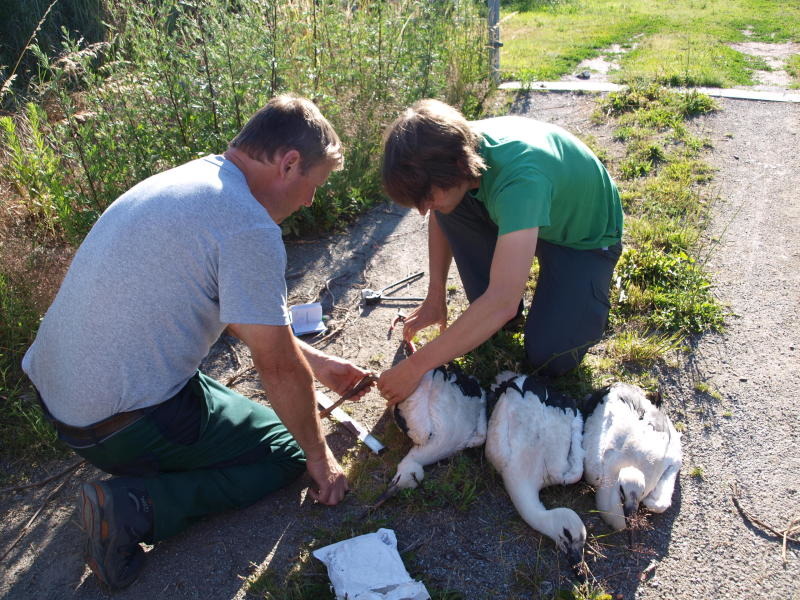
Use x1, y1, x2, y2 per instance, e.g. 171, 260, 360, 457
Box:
485, 372, 587, 573
379, 365, 486, 499
582, 382, 683, 536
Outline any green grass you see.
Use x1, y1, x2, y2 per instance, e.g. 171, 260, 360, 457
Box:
694, 381, 724, 401
690, 466, 705, 479
500, 0, 800, 86
0, 271, 65, 474
787, 54, 800, 89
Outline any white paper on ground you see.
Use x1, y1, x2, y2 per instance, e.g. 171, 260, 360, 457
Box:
312, 528, 430, 600
289, 302, 327, 336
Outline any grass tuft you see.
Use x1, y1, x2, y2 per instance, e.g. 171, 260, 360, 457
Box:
500, 0, 800, 86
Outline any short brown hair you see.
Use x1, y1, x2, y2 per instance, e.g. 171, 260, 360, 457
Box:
230, 94, 343, 173
381, 99, 486, 208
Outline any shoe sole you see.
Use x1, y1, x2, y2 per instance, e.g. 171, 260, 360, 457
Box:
80, 481, 116, 589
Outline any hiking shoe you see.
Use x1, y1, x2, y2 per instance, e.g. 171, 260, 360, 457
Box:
79, 480, 153, 590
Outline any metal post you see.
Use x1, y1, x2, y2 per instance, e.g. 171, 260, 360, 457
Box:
488, 0, 501, 84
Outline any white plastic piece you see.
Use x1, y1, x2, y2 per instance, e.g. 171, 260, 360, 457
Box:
312, 529, 430, 600
315, 391, 386, 454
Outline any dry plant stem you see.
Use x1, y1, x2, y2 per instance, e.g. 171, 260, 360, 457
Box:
0, 471, 76, 561
730, 483, 800, 551
0, 0, 59, 98
221, 337, 241, 370
783, 518, 800, 564
0, 459, 85, 494
225, 364, 255, 387
399, 530, 434, 554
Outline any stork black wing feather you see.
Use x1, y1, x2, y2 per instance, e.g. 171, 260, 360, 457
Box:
393, 405, 410, 435
521, 376, 577, 412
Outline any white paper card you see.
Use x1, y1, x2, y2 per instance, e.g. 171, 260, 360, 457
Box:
290, 302, 327, 336
313, 529, 430, 600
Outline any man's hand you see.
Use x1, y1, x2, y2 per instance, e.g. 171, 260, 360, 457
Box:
377, 356, 426, 406
305, 445, 349, 505
402, 294, 448, 344
314, 355, 373, 398
228, 323, 349, 506
295, 341, 374, 399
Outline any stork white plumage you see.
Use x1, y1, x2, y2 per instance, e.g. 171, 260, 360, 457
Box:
389, 365, 486, 490
485, 373, 587, 570
582, 382, 683, 532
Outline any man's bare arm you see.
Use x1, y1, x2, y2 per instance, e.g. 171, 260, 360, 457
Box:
227, 322, 348, 505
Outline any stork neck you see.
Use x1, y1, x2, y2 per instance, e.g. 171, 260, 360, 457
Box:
504, 483, 557, 538
596, 481, 626, 530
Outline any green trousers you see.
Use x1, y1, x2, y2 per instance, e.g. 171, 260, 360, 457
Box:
70, 371, 306, 541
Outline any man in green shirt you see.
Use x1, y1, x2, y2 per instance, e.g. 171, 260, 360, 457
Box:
377, 99, 623, 404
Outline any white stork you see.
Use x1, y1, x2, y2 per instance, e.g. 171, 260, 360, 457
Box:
388, 365, 487, 491
582, 382, 683, 534
485, 373, 587, 571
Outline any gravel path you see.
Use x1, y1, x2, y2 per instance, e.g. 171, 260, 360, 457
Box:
1, 92, 798, 600
630, 97, 800, 599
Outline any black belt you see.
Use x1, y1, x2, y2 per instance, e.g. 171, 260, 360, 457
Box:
37, 391, 148, 445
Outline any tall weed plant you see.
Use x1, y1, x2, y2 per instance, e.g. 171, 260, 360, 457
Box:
3, 0, 490, 243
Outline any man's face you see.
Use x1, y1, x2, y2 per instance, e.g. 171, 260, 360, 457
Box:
270, 156, 336, 223
417, 183, 469, 216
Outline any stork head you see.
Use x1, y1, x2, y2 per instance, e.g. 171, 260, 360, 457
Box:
393, 456, 425, 490
370, 458, 425, 511
618, 466, 645, 524
550, 508, 587, 576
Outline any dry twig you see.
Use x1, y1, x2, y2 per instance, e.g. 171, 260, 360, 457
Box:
225, 364, 255, 387
0, 459, 85, 494
0, 468, 78, 561
730, 482, 800, 563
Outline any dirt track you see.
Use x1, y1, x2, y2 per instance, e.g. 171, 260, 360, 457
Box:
1, 91, 798, 600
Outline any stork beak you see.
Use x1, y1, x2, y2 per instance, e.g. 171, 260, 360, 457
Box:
372, 481, 400, 509
357, 481, 400, 521
567, 549, 585, 582
623, 502, 638, 548
622, 501, 638, 519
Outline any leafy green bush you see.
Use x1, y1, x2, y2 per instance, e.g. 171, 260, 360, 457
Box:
3, 0, 491, 242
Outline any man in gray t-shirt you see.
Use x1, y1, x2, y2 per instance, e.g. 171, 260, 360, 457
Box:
22, 95, 370, 590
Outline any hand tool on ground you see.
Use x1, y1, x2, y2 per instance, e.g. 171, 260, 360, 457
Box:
315, 390, 386, 455
318, 373, 378, 419
360, 271, 426, 306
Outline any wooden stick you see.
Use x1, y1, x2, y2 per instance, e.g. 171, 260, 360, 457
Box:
318, 373, 377, 419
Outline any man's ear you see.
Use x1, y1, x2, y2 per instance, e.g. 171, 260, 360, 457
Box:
279, 149, 302, 178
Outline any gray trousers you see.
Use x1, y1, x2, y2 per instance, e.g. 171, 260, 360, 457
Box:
436, 194, 622, 376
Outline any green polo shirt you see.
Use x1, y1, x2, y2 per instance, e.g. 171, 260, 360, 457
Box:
470, 116, 623, 250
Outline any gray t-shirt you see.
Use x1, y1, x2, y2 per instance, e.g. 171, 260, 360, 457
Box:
22, 155, 290, 426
